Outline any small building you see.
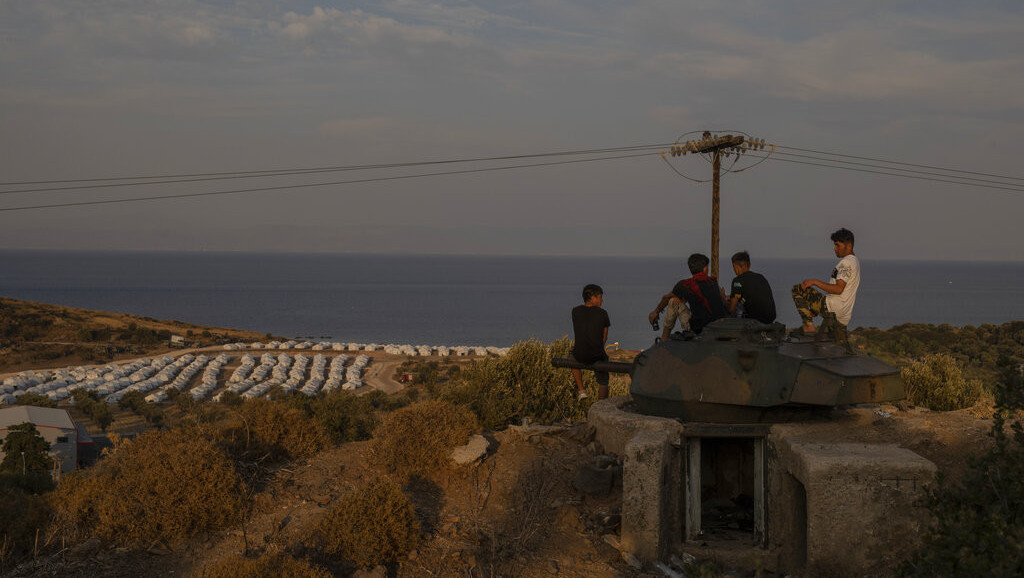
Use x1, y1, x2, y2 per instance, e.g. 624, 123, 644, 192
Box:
169, 335, 186, 348
0, 405, 87, 474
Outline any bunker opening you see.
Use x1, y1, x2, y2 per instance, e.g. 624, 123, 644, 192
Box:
682, 426, 768, 548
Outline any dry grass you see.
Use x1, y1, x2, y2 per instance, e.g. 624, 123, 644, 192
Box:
50, 426, 246, 548
220, 399, 329, 463
203, 551, 332, 578
318, 477, 421, 568
370, 400, 478, 479
441, 338, 598, 429
902, 353, 984, 411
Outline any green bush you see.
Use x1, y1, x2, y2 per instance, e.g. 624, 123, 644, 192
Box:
0, 487, 52, 570
441, 338, 589, 429
900, 353, 983, 411
14, 394, 56, 408
0, 423, 51, 476
898, 364, 1024, 576
318, 477, 420, 568
308, 391, 379, 444
370, 400, 477, 479
71, 389, 113, 431
50, 426, 246, 547
118, 390, 164, 425
854, 321, 1023, 383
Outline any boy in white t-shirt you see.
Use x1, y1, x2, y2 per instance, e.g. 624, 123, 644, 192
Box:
791, 228, 861, 335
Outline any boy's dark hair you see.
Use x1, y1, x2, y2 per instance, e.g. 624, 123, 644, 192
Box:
582, 284, 603, 302
687, 253, 710, 275
831, 228, 855, 246
731, 251, 750, 265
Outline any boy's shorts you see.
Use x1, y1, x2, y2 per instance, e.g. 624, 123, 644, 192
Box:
573, 352, 610, 386
665, 298, 692, 331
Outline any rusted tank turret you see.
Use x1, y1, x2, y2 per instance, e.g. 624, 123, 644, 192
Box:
628, 317, 903, 422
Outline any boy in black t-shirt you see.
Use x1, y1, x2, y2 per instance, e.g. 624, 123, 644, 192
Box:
726, 251, 777, 324
571, 284, 610, 401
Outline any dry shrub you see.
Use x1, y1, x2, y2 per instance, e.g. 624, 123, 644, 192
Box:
371, 400, 477, 479
442, 337, 587, 429
50, 427, 245, 547
222, 399, 328, 462
319, 477, 420, 568
0, 487, 51, 570
901, 353, 984, 411
308, 390, 379, 443
204, 551, 331, 578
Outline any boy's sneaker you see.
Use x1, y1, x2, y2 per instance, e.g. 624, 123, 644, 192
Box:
577, 391, 588, 401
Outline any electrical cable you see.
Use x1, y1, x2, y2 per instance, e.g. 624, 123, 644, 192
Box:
769, 149, 1022, 188
741, 152, 1024, 194
661, 134, 1022, 192
0, 143, 672, 192
0, 151, 658, 213
774, 145, 1024, 183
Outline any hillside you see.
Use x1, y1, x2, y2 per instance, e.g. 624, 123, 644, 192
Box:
0, 297, 267, 374
0, 299, 1020, 577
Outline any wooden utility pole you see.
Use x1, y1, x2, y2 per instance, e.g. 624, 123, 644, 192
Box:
670, 133, 746, 279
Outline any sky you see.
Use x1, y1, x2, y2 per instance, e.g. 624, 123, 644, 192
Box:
1, 0, 1022, 261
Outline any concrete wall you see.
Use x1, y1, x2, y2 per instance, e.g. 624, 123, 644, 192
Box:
768, 433, 936, 577
591, 398, 937, 577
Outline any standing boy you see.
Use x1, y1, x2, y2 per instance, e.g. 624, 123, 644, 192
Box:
726, 251, 777, 324
571, 284, 610, 400
791, 228, 861, 335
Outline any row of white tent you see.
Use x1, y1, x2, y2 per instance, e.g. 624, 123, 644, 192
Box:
211, 352, 370, 402
0, 351, 371, 406
221, 341, 510, 358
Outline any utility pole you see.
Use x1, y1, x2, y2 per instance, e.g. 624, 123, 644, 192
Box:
669, 133, 766, 280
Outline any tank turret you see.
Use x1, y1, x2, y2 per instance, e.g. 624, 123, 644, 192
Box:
628, 317, 903, 422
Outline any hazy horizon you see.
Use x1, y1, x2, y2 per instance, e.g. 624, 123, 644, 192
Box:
2, 1, 1021, 261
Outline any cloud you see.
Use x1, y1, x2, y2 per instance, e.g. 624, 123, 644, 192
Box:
272, 8, 476, 56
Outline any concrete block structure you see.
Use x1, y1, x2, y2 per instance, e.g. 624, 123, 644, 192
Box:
590, 397, 936, 577
769, 434, 936, 575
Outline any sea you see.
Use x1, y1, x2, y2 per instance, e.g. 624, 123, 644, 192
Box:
0, 250, 1021, 351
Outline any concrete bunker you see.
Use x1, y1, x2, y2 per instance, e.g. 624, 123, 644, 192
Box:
590, 397, 936, 577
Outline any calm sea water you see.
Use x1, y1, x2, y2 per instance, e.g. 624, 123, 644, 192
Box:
0, 251, 1021, 350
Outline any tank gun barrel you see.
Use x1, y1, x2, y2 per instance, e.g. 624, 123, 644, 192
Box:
551, 357, 633, 374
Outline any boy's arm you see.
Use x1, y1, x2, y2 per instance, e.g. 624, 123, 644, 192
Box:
727, 294, 741, 314
800, 278, 847, 295
648, 292, 674, 324
602, 326, 608, 346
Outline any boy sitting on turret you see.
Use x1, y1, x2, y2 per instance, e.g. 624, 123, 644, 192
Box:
791, 228, 861, 335
649, 253, 729, 336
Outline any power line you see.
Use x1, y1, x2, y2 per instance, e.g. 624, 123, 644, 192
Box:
743, 152, 1024, 194
768, 150, 1024, 188
0, 143, 671, 193
774, 144, 1024, 183
0, 151, 657, 213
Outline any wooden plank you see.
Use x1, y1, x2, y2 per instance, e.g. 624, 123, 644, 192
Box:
686, 438, 702, 541
754, 437, 766, 547
680, 423, 771, 438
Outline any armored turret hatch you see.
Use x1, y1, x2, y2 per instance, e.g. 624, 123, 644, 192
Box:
628, 318, 903, 423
